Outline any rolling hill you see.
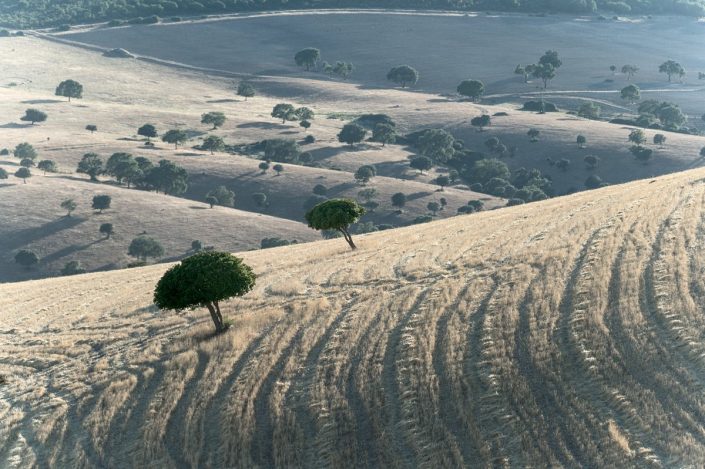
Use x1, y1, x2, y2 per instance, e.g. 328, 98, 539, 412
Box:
2, 167, 705, 467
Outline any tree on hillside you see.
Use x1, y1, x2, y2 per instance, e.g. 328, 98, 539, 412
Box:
338, 123, 367, 148
138, 124, 158, 142
659, 60, 685, 82
620, 84, 641, 104
100, 223, 114, 239
61, 260, 86, 276
514, 64, 528, 82
418, 129, 455, 163
299, 120, 311, 131
313, 184, 328, 196
584, 155, 600, 169
206, 195, 217, 208
106, 153, 136, 184
14, 167, 31, 183
55, 79, 83, 101
410, 155, 433, 174
622, 64, 639, 80
653, 133, 666, 146
202, 135, 225, 154
295, 107, 315, 121
272, 163, 284, 176
14, 142, 37, 161
20, 158, 34, 168
252, 192, 267, 207
527, 129, 540, 142
457, 79, 485, 101
154, 251, 256, 333
271, 103, 297, 124
577, 135, 587, 148
532, 63, 556, 89
61, 198, 77, 216
357, 188, 378, 204
37, 160, 57, 174
128, 236, 164, 261
206, 185, 235, 207
162, 129, 187, 149
578, 102, 600, 120
86, 124, 98, 133
201, 111, 226, 129
436, 175, 450, 191
305, 199, 365, 250
628, 128, 646, 145
427, 201, 440, 215
294, 48, 320, 71
471, 114, 491, 132
334, 61, 355, 79
391, 192, 407, 210
237, 82, 255, 101
0, 168, 6, 180
20, 108, 47, 125
354, 165, 376, 184
610, 65, 617, 74
539, 50, 562, 69
77, 152, 103, 181
585, 174, 604, 189
387, 65, 419, 88
92, 194, 111, 213
145, 159, 188, 195
258, 161, 270, 174
15, 250, 38, 269
264, 139, 300, 162
630, 145, 653, 163
372, 123, 397, 146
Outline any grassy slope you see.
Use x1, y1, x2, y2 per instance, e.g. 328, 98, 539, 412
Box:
3, 167, 705, 466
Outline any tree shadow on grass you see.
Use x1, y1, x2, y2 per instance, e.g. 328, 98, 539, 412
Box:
3, 216, 87, 251
0, 123, 32, 129
406, 191, 432, 201
41, 238, 103, 264
207, 99, 239, 104
237, 122, 291, 130
21, 99, 63, 104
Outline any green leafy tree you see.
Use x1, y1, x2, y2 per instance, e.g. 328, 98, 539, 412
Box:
191, 240, 203, 251
201, 111, 226, 129
630, 145, 653, 163
295, 107, 315, 121
584, 155, 600, 169
138, 124, 158, 142
258, 161, 270, 174
61, 198, 77, 216
77, 152, 103, 181
391, 192, 406, 210
305, 199, 365, 250
427, 201, 440, 215
154, 251, 256, 332
334, 61, 354, 79
621, 64, 639, 80
145, 160, 188, 195
294, 48, 320, 71
92, 194, 111, 213
15, 250, 38, 269
128, 236, 164, 261
418, 129, 455, 163
532, 63, 556, 89
20, 158, 34, 168
61, 260, 85, 276
55, 79, 83, 101
527, 128, 540, 142
338, 123, 367, 147
106, 153, 138, 185
436, 175, 450, 191
620, 84, 640, 104
410, 155, 433, 173
659, 60, 685, 82
0, 168, 6, 180
273, 164, 284, 176
387, 65, 419, 88
539, 50, 562, 69
653, 134, 666, 146
577, 135, 587, 147
514, 64, 528, 82
313, 184, 328, 196
20, 108, 47, 125
14, 167, 31, 183
354, 165, 376, 184
264, 139, 300, 162
237, 82, 255, 100
37, 160, 57, 174
578, 102, 600, 120
610, 64, 616, 74
271, 104, 297, 124
206, 185, 235, 207
206, 195, 217, 208
357, 188, 378, 203
628, 128, 646, 145
162, 129, 187, 149
470, 159, 510, 184
457, 79, 485, 101
86, 124, 97, 133
252, 192, 267, 207
100, 223, 114, 238
372, 123, 397, 146
202, 135, 225, 154
471, 114, 491, 132
300, 120, 311, 131
14, 142, 37, 161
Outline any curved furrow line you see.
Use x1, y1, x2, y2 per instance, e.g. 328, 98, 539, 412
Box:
431, 280, 491, 465
164, 349, 209, 468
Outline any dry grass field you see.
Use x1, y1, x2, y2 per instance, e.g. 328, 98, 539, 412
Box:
3, 167, 705, 467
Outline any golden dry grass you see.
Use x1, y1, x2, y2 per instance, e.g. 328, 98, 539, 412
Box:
3, 167, 705, 467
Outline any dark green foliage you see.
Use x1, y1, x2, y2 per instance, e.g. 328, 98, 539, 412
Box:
271, 104, 297, 123
55, 79, 83, 101
556, 159, 570, 172
305, 198, 365, 250
61, 260, 85, 276
338, 123, 367, 147
413, 215, 433, 224
77, 152, 103, 181
506, 198, 525, 207
577, 102, 600, 120
410, 156, 433, 173
20, 108, 47, 125
522, 100, 558, 112
128, 236, 164, 260
313, 184, 328, 196
471, 115, 491, 131
37, 160, 57, 174
354, 165, 376, 184
372, 123, 397, 146
106, 152, 141, 187
417, 129, 455, 163
654, 134, 666, 146
638, 100, 686, 128
295, 107, 315, 121
206, 196, 217, 208
86, 124, 98, 133
14, 167, 31, 183
628, 129, 646, 145
622, 64, 639, 79
92, 194, 112, 213
145, 159, 188, 195
469, 158, 510, 184
20, 158, 34, 168
630, 145, 653, 163
161, 129, 187, 149
138, 124, 158, 141
15, 250, 38, 268
585, 174, 604, 189
258, 161, 270, 174
357, 188, 378, 203
237, 82, 255, 100
61, 198, 77, 216
295, 48, 320, 71
584, 155, 600, 169
659, 60, 685, 82
273, 164, 284, 175
261, 237, 295, 249
14, 142, 37, 161
252, 192, 268, 207
201, 111, 226, 129
206, 185, 235, 207
436, 175, 450, 189
577, 135, 587, 147
353, 114, 395, 130
391, 192, 406, 209
621, 84, 640, 104
0, 168, 7, 179
100, 223, 114, 238
154, 251, 255, 332
532, 63, 556, 89
527, 129, 540, 142
300, 120, 311, 131
191, 240, 203, 251
387, 65, 419, 88
427, 201, 440, 215
202, 135, 225, 154
457, 79, 484, 101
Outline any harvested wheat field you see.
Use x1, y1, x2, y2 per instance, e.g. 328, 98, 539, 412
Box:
2, 166, 705, 467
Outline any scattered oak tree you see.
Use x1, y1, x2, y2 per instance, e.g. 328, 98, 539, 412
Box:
622, 64, 639, 80
55, 79, 83, 101
92, 195, 112, 213
202, 135, 225, 154
457, 79, 485, 101
653, 133, 667, 146
206, 185, 235, 207
14, 142, 37, 161
391, 192, 407, 210
37, 160, 57, 174
0, 168, 7, 180
659, 60, 685, 82
161, 129, 187, 149
237, 82, 255, 101
201, 111, 226, 129
271, 103, 297, 124
294, 48, 321, 71
258, 161, 270, 174
577, 135, 587, 148
14, 167, 31, 183
372, 123, 397, 146
354, 165, 376, 184
61, 198, 77, 216
628, 128, 646, 145
138, 124, 158, 142
15, 249, 38, 269
20, 108, 47, 125
128, 236, 164, 261
410, 155, 433, 174
387, 65, 419, 88
99, 223, 114, 238
272, 163, 284, 176
338, 123, 367, 148
620, 84, 641, 104
77, 152, 103, 181
471, 114, 491, 132
305, 198, 365, 250
86, 124, 97, 133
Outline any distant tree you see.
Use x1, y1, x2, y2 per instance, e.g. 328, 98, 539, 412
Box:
258, 161, 270, 174
14, 167, 31, 183
418, 129, 455, 163
99, 223, 114, 239
391, 192, 406, 210
578, 102, 601, 119
700, 147, 705, 158
14, 142, 37, 161
201, 111, 226, 129
313, 184, 328, 196
162, 129, 187, 149
252, 192, 268, 207
532, 63, 556, 89
338, 123, 367, 147
354, 165, 376, 184
92, 194, 112, 213
427, 201, 440, 215
471, 114, 491, 132
0, 168, 6, 180
295, 107, 315, 121
628, 128, 646, 145
539, 50, 562, 69
305, 199, 365, 250
264, 139, 300, 162
333, 61, 355, 79
77, 152, 103, 181
659, 60, 685, 82
436, 175, 450, 191
105, 152, 138, 186
577, 135, 587, 147
128, 236, 164, 261
440, 197, 447, 210
653, 133, 666, 146
322, 61, 334, 76
237, 82, 255, 101
294, 48, 321, 71
630, 145, 653, 163
138, 124, 158, 142
556, 158, 570, 172
86, 124, 97, 133
457, 79, 485, 101
20, 108, 47, 125
271, 104, 297, 124
514, 64, 527, 82
387, 65, 419, 88
585, 174, 604, 189
620, 84, 641, 104
610, 65, 617, 74
527, 128, 540, 142
410, 155, 433, 174
61, 198, 77, 216
61, 260, 85, 276
191, 240, 203, 251
15, 249, 38, 269
299, 120, 311, 131
37, 160, 57, 174
206, 196, 217, 208
202, 135, 225, 154
584, 155, 600, 169
55, 79, 83, 101
621, 64, 639, 80
154, 251, 256, 332
206, 185, 235, 207
372, 123, 397, 146
657, 103, 686, 128
20, 158, 34, 168
273, 163, 284, 176
145, 159, 188, 195
357, 188, 378, 203
471, 158, 511, 184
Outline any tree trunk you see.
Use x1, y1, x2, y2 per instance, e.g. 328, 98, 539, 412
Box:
206, 303, 225, 332
339, 228, 356, 250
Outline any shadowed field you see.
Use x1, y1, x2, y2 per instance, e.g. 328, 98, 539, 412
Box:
3, 167, 705, 467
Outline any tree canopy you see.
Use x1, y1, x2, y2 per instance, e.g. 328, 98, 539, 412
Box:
387, 65, 419, 88
20, 108, 47, 125
55, 79, 83, 101
305, 198, 365, 250
295, 48, 320, 71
